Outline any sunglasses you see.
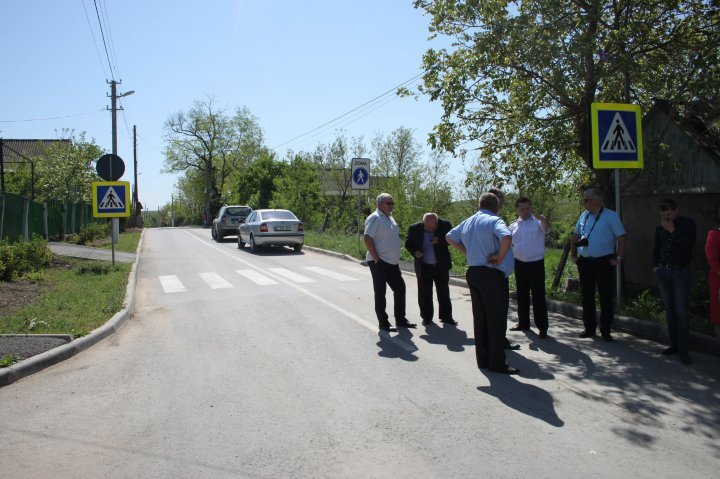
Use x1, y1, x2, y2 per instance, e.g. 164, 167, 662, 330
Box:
582, 198, 592, 203
383, 202, 395, 206
659, 205, 672, 212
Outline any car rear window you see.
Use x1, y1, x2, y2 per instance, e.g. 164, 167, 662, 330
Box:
226, 207, 252, 216
260, 210, 296, 220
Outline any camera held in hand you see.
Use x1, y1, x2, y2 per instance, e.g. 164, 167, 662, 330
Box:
575, 236, 589, 247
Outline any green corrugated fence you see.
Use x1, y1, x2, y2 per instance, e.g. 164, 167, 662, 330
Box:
0, 192, 98, 242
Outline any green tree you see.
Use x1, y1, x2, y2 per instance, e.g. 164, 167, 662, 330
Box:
236, 153, 285, 209
271, 154, 322, 228
34, 133, 104, 203
412, 0, 720, 198
163, 97, 267, 225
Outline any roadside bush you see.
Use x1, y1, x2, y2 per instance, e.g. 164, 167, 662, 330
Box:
0, 236, 53, 281
77, 222, 109, 245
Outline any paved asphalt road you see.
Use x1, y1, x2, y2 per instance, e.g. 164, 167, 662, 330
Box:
1, 227, 719, 478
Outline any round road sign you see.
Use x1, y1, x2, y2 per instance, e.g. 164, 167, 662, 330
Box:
96, 154, 125, 181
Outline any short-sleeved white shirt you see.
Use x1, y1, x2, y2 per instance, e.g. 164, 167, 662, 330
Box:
364, 209, 401, 264
509, 215, 548, 262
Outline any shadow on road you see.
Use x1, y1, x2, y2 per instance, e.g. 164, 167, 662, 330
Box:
376, 328, 418, 361
418, 323, 474, 352
477, 372, 565, 428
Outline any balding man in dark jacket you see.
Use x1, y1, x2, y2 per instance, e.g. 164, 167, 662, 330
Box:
405, 213, 456, 325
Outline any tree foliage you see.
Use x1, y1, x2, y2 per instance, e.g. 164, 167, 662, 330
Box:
271, 154, 322, 227
236, 153, 285, 209
412, 0, 720, 196
34, 133, 103, 203
163, 97, 267, 224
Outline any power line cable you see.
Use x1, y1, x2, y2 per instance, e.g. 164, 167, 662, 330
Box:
98, 0, 122, 79
81, 0, 109, 80
271, 72, 424, 149
93, 0, 116, 79
0, 109, 105, 123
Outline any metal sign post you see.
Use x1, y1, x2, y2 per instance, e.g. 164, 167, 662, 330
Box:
590, 102, 644, 306
351, 158, 371, 257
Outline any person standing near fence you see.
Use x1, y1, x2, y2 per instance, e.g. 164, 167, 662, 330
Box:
653, 198, 697, 364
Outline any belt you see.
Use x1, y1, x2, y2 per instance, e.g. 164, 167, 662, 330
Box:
659, 264, 688, 270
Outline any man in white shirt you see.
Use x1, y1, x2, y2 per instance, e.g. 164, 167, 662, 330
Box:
364, 193, 416, 331
508, 197, 550, 338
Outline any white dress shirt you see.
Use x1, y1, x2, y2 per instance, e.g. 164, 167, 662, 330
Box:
509, 215, 548, 262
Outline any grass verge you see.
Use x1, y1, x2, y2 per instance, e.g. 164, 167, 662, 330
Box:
0, 258, 131, 336
96, 229, 143, 253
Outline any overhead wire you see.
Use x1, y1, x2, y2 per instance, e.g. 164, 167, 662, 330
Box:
0, 110, 105, 123
93, 0, 116, 79
271, 72, 425, 150
80, 0, 109, 80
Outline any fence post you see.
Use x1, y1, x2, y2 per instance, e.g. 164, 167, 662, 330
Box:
62, 203, 67, 237
22, 196, 30, 242
43, 202, 49, 240
71, 203, 77, 234
0, 195, 4, 241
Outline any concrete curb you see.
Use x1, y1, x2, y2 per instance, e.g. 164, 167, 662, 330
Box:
306, 244, 720, 356
0, 230, 145, 387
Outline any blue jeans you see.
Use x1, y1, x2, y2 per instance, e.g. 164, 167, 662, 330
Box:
655, 267, 690, 354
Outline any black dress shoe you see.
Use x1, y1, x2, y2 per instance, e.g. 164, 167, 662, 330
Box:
440, 318, 458, 325
661, 347, 678, 355
509, 324, 530, 331
422, 319, 434, 325
505, 342, 521, 350
396, 321, 417, 329
490, 366, 520, 375
538, 331, 548, 339
579, 331, 596, 338
679, 353, 692, 365
601, 334, 613, 342
379, 324, 398, 332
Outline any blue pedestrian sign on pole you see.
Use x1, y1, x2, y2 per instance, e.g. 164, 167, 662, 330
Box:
591, 102, 643, 169
351, 158, 370, 190
92, 181, 131, 217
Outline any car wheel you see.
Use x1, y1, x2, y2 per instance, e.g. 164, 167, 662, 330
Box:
294, 244, 303, 252
211, 227, 216, 240
238, 235, 245, 249
250, 234, 259, 253
217, 232, 224, 242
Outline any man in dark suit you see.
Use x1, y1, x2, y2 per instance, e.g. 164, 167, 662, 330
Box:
405, 213, 456, 325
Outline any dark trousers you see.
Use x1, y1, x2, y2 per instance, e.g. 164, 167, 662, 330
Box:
369, 260, 406, 327
577, 255, 615, 334
417, 263, 452, 321
466, 266, 508, 370
655, 267, 690, 354
514, 258, 549, 332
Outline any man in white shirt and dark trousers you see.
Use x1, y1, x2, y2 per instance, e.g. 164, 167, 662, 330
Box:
509, 197, 550, 338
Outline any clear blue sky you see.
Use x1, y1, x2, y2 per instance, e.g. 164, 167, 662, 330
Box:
1, 1, 454, 211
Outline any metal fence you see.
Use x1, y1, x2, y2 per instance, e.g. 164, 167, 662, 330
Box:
0, 192, 97, 242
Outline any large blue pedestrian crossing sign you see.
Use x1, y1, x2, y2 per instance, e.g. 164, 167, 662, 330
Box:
351, 158, 370, 190
92, 181, 131, 218
591, 102, 643, 169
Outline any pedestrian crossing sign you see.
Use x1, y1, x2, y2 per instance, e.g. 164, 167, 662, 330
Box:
92, 181, 131, 217
591, 102, 643, 169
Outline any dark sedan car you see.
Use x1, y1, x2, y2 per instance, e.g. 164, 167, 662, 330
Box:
237, 209, 304, 252
211, 205, 252, 241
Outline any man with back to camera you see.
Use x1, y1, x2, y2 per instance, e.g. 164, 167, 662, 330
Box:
509, 197, 550, 338
364, 193, 416, 332
446, 193, 519, 375
652, 198, 696, 364
404, 212, 456, 326
570, 188, 626, 342
488, 187, 521, 351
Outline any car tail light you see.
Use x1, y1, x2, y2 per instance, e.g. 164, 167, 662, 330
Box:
221, 215, 227, 224
297, 223, 304, 232
260, 223, 268, 232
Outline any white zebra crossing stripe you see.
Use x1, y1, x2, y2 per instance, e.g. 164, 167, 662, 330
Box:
236, 269, 279, 285
268, 267, 315, 283
159, 275, 186, 293
303, 266, 357, 282
199, 272, 233, 289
